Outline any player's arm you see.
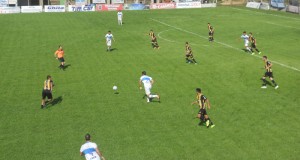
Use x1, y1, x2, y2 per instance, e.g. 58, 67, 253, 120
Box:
191, 100, 198, 105
206, 98, 211, 109
50, 81, 53, 92
139, 80, 143, 90
150, 79, 154, 86
54, 51, 58, 59
95, 147, 106, 160
80, 151, 83, 156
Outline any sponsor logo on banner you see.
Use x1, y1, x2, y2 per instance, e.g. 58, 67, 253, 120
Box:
68, 5, 95, 12
96, 4, 123, 11
112, 0, 124, 3
45, 5, 66, 12
0, 6, 20, 14
176, 2, 202, 8
150, 3, 176, 9
246, 2, 261, 9
125, 3, 145, 10
93, 0, 106, 3
21, 6, 43, 13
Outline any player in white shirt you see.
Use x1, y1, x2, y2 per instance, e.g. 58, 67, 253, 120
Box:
80, 134, 105, 160
240, 31, 252, 53
105, 31, 115, 52
117, 10, 123, 26
139, 71, 160, 103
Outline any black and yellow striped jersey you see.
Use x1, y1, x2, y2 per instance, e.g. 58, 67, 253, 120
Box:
43, 80, 53, 90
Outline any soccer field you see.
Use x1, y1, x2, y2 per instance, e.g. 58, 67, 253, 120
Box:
0, 6, 300, 160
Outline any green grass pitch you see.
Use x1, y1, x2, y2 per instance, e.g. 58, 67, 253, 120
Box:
0, 6, 300, 160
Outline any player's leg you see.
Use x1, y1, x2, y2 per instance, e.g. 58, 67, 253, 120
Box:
204, 115, 215, 128
148, 93, 160, 102
250, 44, 255, 55
185, 54, 190, 63
107, 41, 112, 51
190, 54, 197, 64
208, 32, 212, 41
41, 91, 46, 109
254, 45, 261, 54
269, 76, 279, 89
145, 87, 151, 102
245, 43, 252, 53
261, 74, 268, 88
198, 114, 205, 126
61, 58, 65, 69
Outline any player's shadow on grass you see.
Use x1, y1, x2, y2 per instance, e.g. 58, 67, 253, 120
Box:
46, 96, 63, 108
110, 48, 117, 51
63, 64, 71, 70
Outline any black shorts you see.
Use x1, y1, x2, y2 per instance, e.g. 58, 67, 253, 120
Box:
251, 43, 256, 48
198, 108, 207, 116
42, 90, 52, 99
209, 32, 213, 36
264, 72, 273, 78
186, 53, 193, 58
58, 57, 64, 62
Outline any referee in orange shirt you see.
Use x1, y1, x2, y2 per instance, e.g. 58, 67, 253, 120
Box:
54, 45, 65, 70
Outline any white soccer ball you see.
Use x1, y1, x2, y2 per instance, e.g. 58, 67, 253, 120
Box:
113, 86, 118, 90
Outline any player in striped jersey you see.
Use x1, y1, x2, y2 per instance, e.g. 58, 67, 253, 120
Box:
261, 56, 279, 89
185, 42, 197, 64
41, 75, 53, 109
208, 23, 214, 42
191, 88, 215, 128
249, 32, 261, 55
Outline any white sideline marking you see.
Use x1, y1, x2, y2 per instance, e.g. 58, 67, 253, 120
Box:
157, 29, 176, 43
265, 21, 300, 30
232, 7, 300, 22
157, 29, 214, 47
151, 18, 300, 72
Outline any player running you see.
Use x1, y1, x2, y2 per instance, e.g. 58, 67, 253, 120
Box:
54, 45, 65, 70
191, 88, 215, 128
208, 23, 214, 42
117, 10, 123, 26
41, 75, 53, 109
261, 56, 279, 89
240, 31, 252, 53
249, 32, 261, 55
80, 134, 105, 160
185, 42, 197, 64
139, 71, 160, 103
105, 31, 115, 52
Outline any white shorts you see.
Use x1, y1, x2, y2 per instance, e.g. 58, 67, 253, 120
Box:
244, 41, 249, 47
144, 86, 152, 95
106, 40, 112, 46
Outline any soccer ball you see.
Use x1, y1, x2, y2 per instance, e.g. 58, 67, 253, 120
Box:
113, 86, 118, 90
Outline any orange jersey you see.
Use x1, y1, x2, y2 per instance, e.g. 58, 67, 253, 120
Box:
55, 50, 64, 58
